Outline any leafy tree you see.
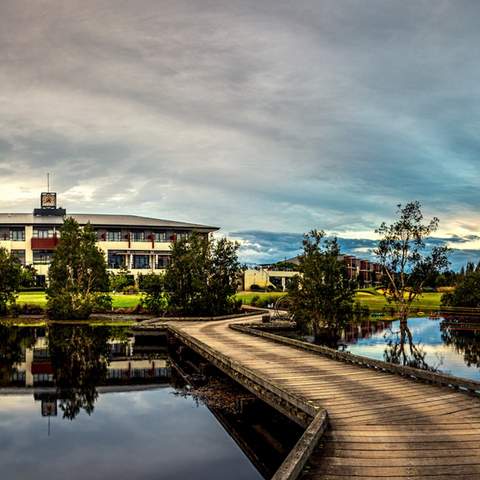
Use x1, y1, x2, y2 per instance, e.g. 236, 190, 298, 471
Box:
47, 218, 111, 320
20, 264, 37, 289
109, 265, 135, 292
441, 269, 480, 308
288, 230, 357, 344
375, 202, 449, 321
0, 247, 23, 315
165, 234, 241, 316
140, 272, 167, 315
208, 238, 243, 316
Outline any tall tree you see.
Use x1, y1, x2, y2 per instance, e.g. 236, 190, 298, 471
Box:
375, 202, 449, 321
165, 234, 241, 316
0, 247, 22, 315
47, 218, 111, 320
288, 230, 356, 344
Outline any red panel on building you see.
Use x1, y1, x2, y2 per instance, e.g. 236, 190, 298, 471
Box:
31, 362, 54, 374
31, 237, 59, 249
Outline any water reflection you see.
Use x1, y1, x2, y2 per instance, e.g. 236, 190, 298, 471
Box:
280, 316, 480, 380
342, 316, 480, 380
48, 326, 112, 419
382, 319, 434, 371
0, 325, 170, 419
0, 324, 35, 386
0, 324, 299, 480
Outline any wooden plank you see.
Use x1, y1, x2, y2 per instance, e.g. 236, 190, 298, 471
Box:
169, 318, 480, 480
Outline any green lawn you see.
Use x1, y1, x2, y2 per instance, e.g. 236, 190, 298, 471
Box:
15, 290, 444, 313
235, 290, 443, 313
355, 292, 443, 312
17, 291, 143, 309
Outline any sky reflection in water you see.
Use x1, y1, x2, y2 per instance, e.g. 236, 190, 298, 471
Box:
345, 317, 480, 381
0, 387, 262, 480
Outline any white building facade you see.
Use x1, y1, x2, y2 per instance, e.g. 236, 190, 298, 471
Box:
0, 192, 218, 283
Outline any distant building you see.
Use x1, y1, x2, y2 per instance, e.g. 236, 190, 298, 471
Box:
0, 192, 218, 283
242, 253, 384, 291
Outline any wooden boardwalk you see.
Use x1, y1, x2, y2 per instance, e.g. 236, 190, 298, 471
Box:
169, 315, 480, 480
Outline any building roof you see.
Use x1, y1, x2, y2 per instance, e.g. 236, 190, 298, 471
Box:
0, 213, 218, 231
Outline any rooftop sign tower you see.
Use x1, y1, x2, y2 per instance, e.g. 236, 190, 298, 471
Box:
33, 174, 66, 217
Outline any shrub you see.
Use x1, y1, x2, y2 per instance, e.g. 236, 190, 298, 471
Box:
110, 266, 135, 292
250, 284, 263, 292
122, 285, 139, 295
140, 273, 167, 315
250, 295, 260, 306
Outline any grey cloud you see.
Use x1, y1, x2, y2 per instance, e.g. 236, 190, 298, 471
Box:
0, 1, 480, 235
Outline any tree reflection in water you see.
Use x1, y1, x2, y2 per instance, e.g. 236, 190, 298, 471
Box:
383, 318, 438, 371
441, 316, 480, 369
48, 325, 113, 420
0, 325, 36, 386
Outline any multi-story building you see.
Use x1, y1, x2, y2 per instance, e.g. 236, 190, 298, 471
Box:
246, 253, 385, 291
0, 192, 218, 283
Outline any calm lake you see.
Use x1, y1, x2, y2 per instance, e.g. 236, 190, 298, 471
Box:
311, 315, 480, 381
0, 325, 300, 480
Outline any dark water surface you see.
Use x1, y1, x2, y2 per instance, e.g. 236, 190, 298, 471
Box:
0, 324, 297, 480
0, 388, 261, 480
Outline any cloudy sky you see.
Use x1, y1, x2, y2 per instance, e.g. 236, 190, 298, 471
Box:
1, 1, 480, 267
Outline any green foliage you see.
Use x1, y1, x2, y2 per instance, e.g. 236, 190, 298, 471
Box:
250, 294, 278, 308
140, 272, 167, 315
375, 201, 449, 320
165, 234, 242, 316
0, 247, 23, 316
288, 230, 356, 341
19, 265, 37, 289
109, 265, 135, 292
47, 218, 112, 320
441, 269, 480, 308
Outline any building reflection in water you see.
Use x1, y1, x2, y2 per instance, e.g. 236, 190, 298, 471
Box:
0, 325, 171, 419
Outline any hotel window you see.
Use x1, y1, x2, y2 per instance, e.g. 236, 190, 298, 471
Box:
156, 255, 170, 269
11, 250, 26, 265
154, 231, 167, 242
33, 227, 56, 238
177, 232, 190, 241
107, 230, 122, 242
131, 231, 146, 242
108, 252, 126, 269
33, 250, 54, 264
133, 255, 150, 269
9, 228, 25, 241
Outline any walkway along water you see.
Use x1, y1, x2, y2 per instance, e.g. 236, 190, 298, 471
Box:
146, 314, 480, 479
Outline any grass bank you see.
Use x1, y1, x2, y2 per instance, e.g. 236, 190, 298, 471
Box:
14, 290, 444, 314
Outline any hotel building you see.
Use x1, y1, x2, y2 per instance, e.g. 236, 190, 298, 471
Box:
0, 192, 218, 283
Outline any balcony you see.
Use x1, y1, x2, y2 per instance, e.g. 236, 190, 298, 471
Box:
31, 237, 59, 250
